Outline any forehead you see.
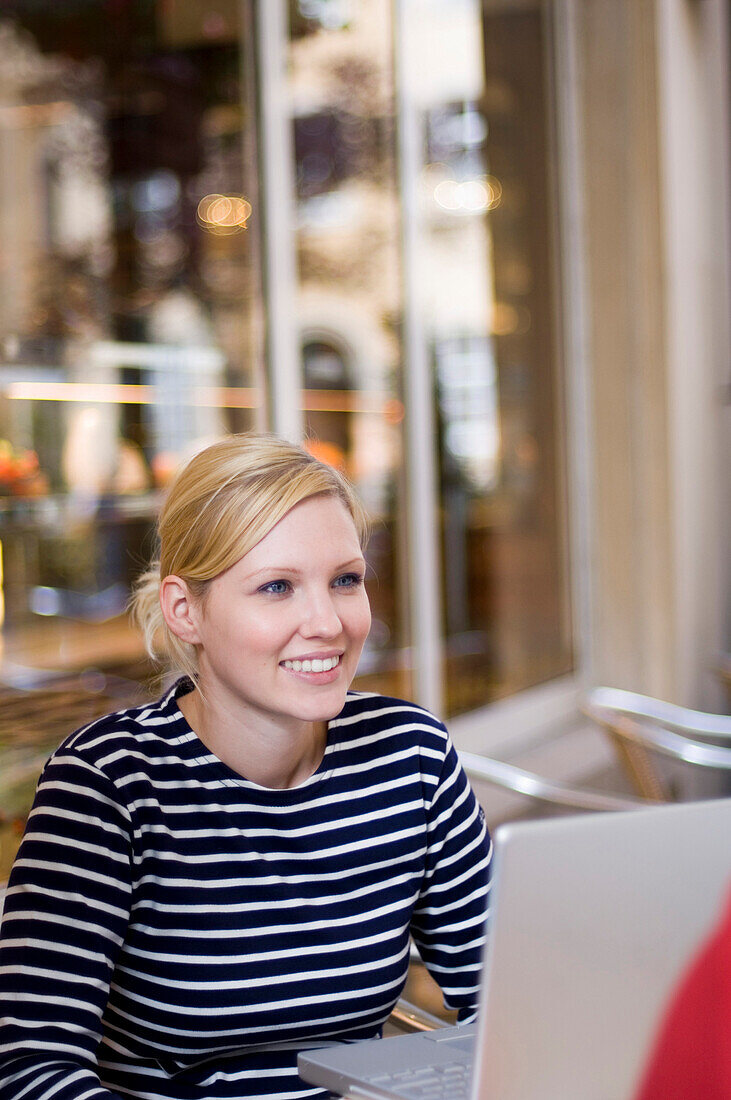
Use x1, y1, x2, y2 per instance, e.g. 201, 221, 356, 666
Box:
246, 495, 363, 562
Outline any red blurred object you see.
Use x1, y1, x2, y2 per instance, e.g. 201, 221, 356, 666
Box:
635, 887, 731, 1100
0, 442, 47, 496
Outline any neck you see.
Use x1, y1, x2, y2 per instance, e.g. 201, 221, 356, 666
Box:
177, 687, 328, 789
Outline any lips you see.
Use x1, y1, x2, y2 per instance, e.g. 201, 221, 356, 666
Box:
281, 654, 341, 673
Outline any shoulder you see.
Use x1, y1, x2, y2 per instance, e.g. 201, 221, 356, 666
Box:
45, 679, 187, 787
334, 691, 451, 760
338, 690, 447, 730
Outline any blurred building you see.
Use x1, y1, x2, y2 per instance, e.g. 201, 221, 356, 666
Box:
0, 0, 729, 850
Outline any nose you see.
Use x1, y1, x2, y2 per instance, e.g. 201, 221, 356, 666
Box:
299, 588, 342, 639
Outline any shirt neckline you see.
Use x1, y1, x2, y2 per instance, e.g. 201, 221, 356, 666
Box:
162, 677, 337, 796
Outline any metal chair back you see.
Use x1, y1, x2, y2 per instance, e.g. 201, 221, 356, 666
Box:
584, 687, 731, 801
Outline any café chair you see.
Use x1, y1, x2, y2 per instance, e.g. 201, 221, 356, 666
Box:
458, 749, 651, 815
584, 686, 731, 801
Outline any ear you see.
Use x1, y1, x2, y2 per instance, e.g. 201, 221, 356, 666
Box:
159, 575, 203, 645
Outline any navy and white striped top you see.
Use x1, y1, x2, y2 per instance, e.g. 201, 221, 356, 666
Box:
0, 681, 491, 1100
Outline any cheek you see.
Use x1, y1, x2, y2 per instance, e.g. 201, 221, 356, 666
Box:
202, 602, 283, 654
238, 618, 291, 654
351, 594, 372, 640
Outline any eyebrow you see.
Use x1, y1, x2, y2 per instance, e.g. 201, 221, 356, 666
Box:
245, 558, 366, 582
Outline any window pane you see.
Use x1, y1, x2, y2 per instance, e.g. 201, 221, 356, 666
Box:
287, 0, 412, 699
403, 0, 574, 715
0, 1, 263, 870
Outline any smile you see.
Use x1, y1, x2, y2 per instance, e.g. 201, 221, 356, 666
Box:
282, 655, 341, 673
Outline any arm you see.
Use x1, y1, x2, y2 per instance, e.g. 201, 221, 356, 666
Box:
0, 749, 133, 1100
409, 739, 491, 1023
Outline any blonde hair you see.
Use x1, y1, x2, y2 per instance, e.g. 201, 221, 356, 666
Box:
131, 433, 369, 683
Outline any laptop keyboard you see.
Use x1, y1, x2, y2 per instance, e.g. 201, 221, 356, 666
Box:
368, 1060, 472, 1100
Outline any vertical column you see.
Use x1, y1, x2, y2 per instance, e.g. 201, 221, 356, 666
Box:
656, 0, 729, 706
580, 0, 676, 697
393, 0, 443, 715
239, 0, 268, 434
553, 0, 596, 685
703, 0, 731, 673
256, 0, 302, 442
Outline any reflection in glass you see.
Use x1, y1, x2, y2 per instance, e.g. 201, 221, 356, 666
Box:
0, 2, 264, 873
404, 0, 574, 714
0, 1, 263, 607
0, 0, 578, 876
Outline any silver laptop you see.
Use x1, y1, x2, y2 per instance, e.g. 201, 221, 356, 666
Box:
298, 797, 731, 1100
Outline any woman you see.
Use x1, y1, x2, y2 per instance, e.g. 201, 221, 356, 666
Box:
0, 434, 491, 1100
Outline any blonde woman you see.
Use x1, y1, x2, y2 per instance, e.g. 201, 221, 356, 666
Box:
0, 434, 491, 1100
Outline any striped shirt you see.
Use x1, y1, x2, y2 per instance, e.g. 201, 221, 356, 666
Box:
0, 681, 491, 1100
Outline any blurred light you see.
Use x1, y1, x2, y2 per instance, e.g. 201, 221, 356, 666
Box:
5, 381, 261, 408
197, 193, 252, 234
304, 439, 346, 472
299, 0, 352, 30
0, 539, 4, 628
433, 175, 502, 215
491, 303, 519, 336
491, 302, 532, 337
4, 381, 391, 415
433, 180, 461, 212
29, 586, 62, 617
131, 172, 181, 214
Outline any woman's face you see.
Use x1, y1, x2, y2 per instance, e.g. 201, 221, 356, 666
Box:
190, 494, 371, 735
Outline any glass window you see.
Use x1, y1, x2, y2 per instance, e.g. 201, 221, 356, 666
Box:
401, 0, 574, 715
0, 0, 576, 878
0, 1, 263, 877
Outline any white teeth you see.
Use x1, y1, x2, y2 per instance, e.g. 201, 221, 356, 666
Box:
283, 655, 340, 673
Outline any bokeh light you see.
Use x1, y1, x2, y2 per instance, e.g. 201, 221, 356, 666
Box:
196, 193, 252, 234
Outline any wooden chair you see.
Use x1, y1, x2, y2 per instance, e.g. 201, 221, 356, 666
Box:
584, 686, 731, 802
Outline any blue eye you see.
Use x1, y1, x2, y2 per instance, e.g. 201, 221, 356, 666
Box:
333, 573, 364, 589
260, 579, 291, 595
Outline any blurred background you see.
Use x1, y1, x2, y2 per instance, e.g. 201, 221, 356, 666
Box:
0, 0, 729, 877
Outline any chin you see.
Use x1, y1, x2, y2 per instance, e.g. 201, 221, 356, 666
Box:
297, 690, 349, 723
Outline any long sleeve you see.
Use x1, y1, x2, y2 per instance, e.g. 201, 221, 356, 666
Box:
409, 739, 491, 1022
0, 749, 133, 1100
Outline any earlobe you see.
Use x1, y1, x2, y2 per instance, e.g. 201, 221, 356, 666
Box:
159, 575, 202, 645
